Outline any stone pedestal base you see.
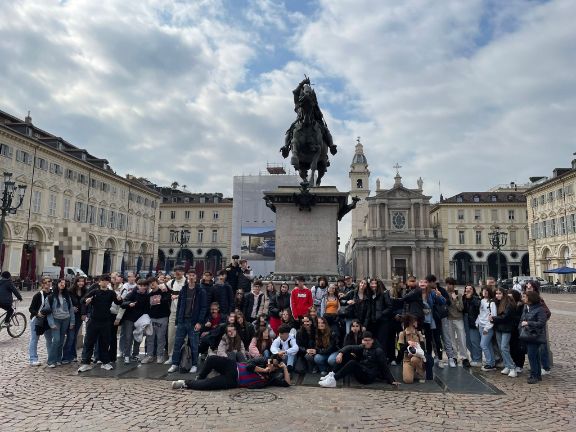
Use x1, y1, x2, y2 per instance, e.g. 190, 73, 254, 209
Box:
263, 185, 350, 284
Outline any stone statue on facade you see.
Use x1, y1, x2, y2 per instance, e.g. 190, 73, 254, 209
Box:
280, 76, 337, 186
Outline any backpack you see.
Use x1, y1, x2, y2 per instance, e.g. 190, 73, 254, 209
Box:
179, 343, 193, 373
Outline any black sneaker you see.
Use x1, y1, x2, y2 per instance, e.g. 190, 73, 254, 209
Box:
462, 359, 471, 368
481, 365, 495, 371
527, 376, 539, 384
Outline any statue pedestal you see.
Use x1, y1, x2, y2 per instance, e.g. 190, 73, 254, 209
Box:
263, 185, 350, 283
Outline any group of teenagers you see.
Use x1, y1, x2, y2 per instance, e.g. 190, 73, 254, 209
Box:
25, 259, 552, 391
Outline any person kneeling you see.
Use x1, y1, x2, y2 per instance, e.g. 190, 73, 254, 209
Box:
171, 354, 290, 390
319, 331, 399, 388
398, 314, 426, 384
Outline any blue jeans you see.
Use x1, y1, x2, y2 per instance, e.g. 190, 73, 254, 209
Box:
526, 343, 542, 379
540, 340, 550, 370
28, 317, 40, 363
47, 318, 70, 365
495, 331, 514, 370
478, 325, 494, 367
463, 317, 481, 363
170, 319, 200, 367
63, 323, 80, 362
314, 352, 338, 372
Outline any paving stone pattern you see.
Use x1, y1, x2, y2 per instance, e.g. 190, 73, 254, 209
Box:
1, 293, 575, 431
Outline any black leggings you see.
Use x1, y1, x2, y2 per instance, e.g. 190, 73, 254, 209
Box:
422, 323, 443, 359
184, 356, 238, 390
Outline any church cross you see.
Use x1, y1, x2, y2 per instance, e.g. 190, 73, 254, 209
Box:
393, 162, 402, 174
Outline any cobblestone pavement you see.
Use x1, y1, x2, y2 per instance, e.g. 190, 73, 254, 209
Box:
1, 293, 575, 432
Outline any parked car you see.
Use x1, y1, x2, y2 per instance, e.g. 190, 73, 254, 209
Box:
41, 266, 87, 282
256, 239, 275, 257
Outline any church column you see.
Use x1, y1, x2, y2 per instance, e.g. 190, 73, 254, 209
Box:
383, 205, 388, 232
386, 248, 392, 280
376, 248, 383, 278
431, 248, 436, 276
420, 203, 425, 231
420, 248, 427, 277
411, 247, 417, 277
410, 204, 415, 235
368, 246, 374, 278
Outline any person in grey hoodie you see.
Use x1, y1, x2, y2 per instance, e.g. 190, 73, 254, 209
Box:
42, 278, 75, 367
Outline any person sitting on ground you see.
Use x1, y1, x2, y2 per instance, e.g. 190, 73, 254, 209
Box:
397, 314, 426, 384
270, 324, 299, 372
342, 319, 363, 347
235, 310, 255, 351
198, 302, 224, 357
314, 316, 339, 373
253, 313, 276, 340
279, 308, 298, 335
295, 315, 317, 374
171, 353, 290, 390
319, 331, 399, 388
248, 326, 273, 359
216, 324, 247, 362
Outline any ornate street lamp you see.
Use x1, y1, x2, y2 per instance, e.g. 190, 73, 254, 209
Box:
0, 172, 27, 270
171, 229, 190, 265
489, 226, 508, 281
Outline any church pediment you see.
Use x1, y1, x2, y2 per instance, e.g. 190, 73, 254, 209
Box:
370, 186, 429, 201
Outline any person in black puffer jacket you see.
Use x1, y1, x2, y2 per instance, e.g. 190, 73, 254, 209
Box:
462, 284, 482, 366
520, 291, 548, 384
120, 279, 150, 362
490, 287, 516, 377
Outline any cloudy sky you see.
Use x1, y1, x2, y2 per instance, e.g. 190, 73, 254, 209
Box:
1, 0, 575, 245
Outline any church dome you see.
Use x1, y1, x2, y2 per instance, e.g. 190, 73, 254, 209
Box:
352, 152, 367, 164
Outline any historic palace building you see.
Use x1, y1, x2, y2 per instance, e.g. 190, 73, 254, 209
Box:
430, 185, 529, 285
157, 187, 232, 275
346, 141, 444, 281
0, 110, 160, 279
526, 159, 576, 282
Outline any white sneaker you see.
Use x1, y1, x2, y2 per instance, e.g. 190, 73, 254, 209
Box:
140, 356, 154, 364
78, 364, 93, 373
30, 361, 42, 367
541, 369, 551, 375
172, 380, 186, 390
100, 363, 114, 371
390, 361, 397, 366
508, 369, 517, 378
124, 357, 130, 364
515, 367, 523, 373
501, 367, 510, 375
164, 359, 172, 365
47, 364, 56, 368
470, 361, 481, 367
156, 355, 166, 364
449, 358, 456, 368
319, 375, 337, 388
437, 361, 445, 369
319, 371, 334, 382
167, 365, 178, 373
189, 366, 197, 373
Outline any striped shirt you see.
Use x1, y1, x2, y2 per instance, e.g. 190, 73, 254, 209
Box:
236, 363, 267, 388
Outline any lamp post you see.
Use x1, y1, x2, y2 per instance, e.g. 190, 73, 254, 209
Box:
489, 226, 508, 281
0, 172, 27, 270
171, 229, 190, 265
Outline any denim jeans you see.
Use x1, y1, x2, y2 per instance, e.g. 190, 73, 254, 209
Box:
47, 318, 70, 365
121, 320, 141, 358
478, 325, 494, 366
28, 317, 40, 363
540, 340, 550, 370
63, 323, 80, 362
447, 319, 468, 360
526, 343, 542, 379
314, 352, 339, 372
495, 331, 514, 370
463, 315, 482, 362
170, 319, 200, 367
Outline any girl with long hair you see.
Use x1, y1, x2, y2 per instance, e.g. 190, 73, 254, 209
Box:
370, 278, 394, 362
269, 283, 290, 334
248, 326, 273, 359
216, 324, 247, 362
313, 316, 338, 373
508, 289, 525, 373
462, 284, 481, 366
43, 278, 75, 367
343, 319, 363, 347
478, 286, 497, 371
62, 276, 87, 363
490, 287, 516, 377
235, 311, 255, 351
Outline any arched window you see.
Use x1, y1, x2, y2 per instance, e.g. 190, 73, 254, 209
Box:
356, 179, 363, 189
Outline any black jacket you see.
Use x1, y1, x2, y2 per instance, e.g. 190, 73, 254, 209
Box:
343, 331, 362, 347
225, 264, 242, 291
29, 290, 49, 319
148, 289, 172, 319
401, 287, 424, 321
339, 343, 395, 383
372, 291, 393, 323
462, 295, 481, 329
519, 302, 547, 344
269, 292, 290, 318
296, 327, 316, 354
122, 289, 151, 322
243, 292, 264, 320
0, 278, 22, 304
81, 288, 123, 322
208, 283, 234, 316
351, 293, 371, 328
491, 302, 514, 333
237, 322, 255, 350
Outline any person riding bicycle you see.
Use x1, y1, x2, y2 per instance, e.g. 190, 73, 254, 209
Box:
0, 271, 23, 327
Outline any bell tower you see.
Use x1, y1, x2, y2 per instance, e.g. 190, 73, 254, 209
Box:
349, 137, 370, 239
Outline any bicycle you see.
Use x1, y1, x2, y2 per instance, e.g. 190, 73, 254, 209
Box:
0, 301, 28, 338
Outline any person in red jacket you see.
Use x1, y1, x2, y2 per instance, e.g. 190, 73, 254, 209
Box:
290, 276, 313, 321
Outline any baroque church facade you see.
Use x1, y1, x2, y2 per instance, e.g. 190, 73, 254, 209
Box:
346, 141, 445, 281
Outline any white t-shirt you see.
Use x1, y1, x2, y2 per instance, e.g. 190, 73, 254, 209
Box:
168, 277, 186, 314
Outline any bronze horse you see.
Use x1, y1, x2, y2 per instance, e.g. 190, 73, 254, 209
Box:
281, 78, 336, 186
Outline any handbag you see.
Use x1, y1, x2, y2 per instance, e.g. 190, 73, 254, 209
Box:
519, 326, 544, 344
433, 303, 449, 320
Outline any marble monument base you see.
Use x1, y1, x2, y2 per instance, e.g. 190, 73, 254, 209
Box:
263, 185, 351, 284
